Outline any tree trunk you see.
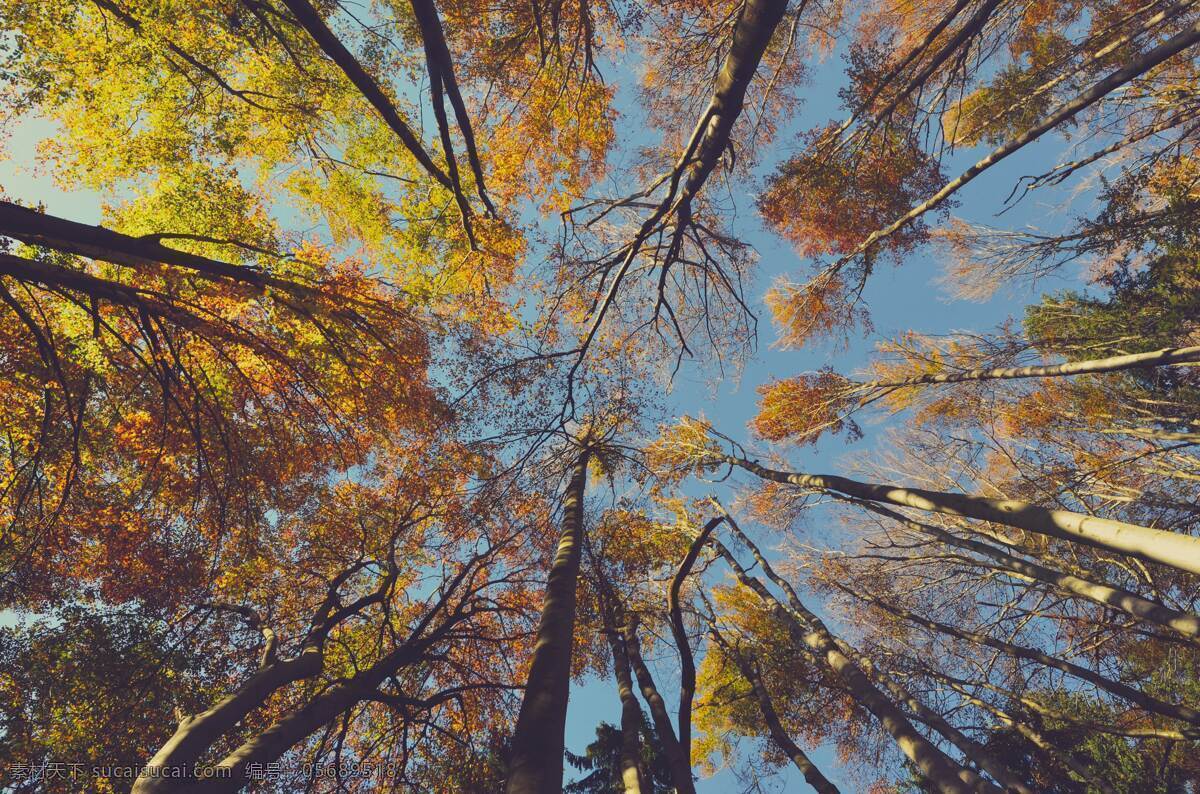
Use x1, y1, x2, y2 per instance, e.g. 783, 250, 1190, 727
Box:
708, 624, 840, 794
831, 636, 1032, 794
622, 618, 697, 794
132, 649, 322, 794
718, 515, 1024, 791
674, 0, 790, 206
710, 536, 989, 794
505, 446, 591, 794
668, 516, 724, 774
181, 637, 427, 793
722, 455, 1200, 575
279, 0, 452, 190
856, 500, 1200, 642
600, 594, 649, 794
0, 200, 273, 289
863, 344, 1200, 390
408, 0, 495, 214
950, 685, 1117, 794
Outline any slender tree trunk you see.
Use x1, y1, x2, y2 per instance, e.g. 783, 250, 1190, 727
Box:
622, 618, 697, 794
721, 455, 1200, 575
600, 594, 649, 794
862, 344, 1200, 390
708, 624, 841, 794
181, 636, 430, 793
710, 510, 1012, 794
279, 0, 453, 190
963, 0, 1193, 146
1106, 427, 1200, 443
855, 500, 1200, 641
831, 636, 1032, 794
710, 536, 989, 794
924, 667, 1200, 742
505, 446, 591, 794
863, 0, 1004, 136
408, 0, 495, 214
571, 0, 788, 363
845, 18, 1200, 260
668, 516, 724, 773
867, 595, 1200, 727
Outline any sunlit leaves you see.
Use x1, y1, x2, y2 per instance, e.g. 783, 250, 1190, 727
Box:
751, 369, 860, 445
763, 274, 869, 350
760, 125, 948, 260
643, 416, 724, 486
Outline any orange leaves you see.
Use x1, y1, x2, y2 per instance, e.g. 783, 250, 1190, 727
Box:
759, 125, 948, 260
488, 65, 616, 213
435, 0, 621, 213
0, 225, 452, 608
751, 370, 860, 445
1146, 153, 1200, 204
764, 274, 868, 349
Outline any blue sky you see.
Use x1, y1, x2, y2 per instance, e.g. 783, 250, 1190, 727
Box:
0, 17, 1105, 792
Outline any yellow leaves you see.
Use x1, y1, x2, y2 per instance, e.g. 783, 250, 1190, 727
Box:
488, 60, 616, 213
1146, 154, 1200, 204
940, 64, 1055, 148
644, 415, 724, 486
211, 556, 274, 604
694, 585, 812, 775
764, 274, 868, 350
941, 87, 992, 148
106, 163, 280, 263
593, 508, 693, 578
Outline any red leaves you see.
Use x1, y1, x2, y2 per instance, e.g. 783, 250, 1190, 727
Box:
759, 125, 948, 260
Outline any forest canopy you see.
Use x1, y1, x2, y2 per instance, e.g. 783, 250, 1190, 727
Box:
1, 0, 1199, 792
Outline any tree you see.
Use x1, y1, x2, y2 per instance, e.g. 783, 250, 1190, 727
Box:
506, 441, 592, 794
4, 0, 1200, 791
565, 717, 675, 794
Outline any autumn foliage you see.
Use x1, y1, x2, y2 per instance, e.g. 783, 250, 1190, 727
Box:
4, 0, 1200, 792
751, 370, 860, 445
759, 125, 948, 259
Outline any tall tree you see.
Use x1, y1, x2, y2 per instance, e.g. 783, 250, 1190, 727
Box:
506, 442, 592, 794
